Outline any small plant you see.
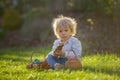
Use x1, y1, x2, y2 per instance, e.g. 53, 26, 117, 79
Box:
0, 28, 6, 39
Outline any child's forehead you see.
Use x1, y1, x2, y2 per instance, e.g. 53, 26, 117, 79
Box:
57, 26, 69, 30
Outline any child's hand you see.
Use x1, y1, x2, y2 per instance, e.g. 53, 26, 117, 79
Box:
54, 49, 65, 56
54, 43, 65, 57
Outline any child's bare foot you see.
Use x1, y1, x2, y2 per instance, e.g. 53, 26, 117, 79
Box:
54, 63, 64, 70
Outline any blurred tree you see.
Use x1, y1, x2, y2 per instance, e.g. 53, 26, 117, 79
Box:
113, 0, 120, 49
0, 2, 4, 17
2, 9, 22, 31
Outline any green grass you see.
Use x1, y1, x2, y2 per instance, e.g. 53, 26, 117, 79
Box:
0, 47, 120, 80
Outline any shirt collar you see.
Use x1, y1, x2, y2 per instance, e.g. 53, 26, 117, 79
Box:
58, 36, 73, 44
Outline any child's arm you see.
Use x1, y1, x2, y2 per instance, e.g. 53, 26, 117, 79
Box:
65, 39, 82, 57
53, 42, 65, 57
50, 40, 65, 57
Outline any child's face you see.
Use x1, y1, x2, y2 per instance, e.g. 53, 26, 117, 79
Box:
56, 26, 72, 42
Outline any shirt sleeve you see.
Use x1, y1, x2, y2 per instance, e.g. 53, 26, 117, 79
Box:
52, 40, 57, 50
65, 39, 82, 57
50, 40, 59, 56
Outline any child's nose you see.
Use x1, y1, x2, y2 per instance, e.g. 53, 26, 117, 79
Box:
62, 32, 66, 35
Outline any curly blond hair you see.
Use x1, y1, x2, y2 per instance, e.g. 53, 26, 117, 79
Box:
52, 15, 77, 38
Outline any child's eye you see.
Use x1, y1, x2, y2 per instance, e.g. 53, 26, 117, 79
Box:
59, 30, 62, 33
65, 29, 68, 32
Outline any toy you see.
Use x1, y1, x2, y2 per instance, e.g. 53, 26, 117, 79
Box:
26, 52, 50, 70
65, 50, 82, 70
39, 60, 50, 69
54, 42, 64, 58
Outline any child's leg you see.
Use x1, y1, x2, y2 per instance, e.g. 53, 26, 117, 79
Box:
58, 57, 67, 65
46, 54, 57, 69
54, 57, 67, 70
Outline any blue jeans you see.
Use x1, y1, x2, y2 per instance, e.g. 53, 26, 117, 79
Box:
46, 54, 67, 69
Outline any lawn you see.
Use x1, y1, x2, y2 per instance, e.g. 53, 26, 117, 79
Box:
0, 47, 120, 80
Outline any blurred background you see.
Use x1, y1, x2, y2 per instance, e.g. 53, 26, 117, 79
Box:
0, 0, 120, 53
